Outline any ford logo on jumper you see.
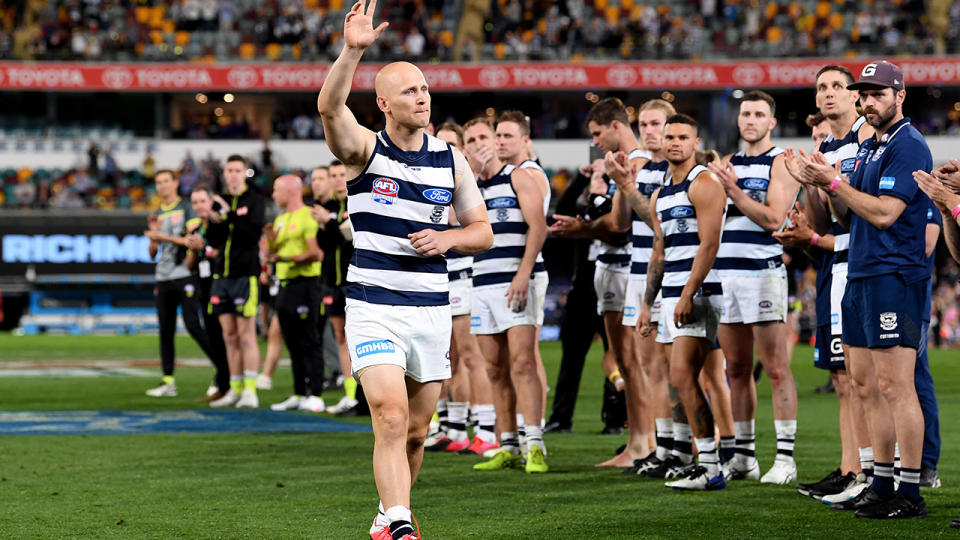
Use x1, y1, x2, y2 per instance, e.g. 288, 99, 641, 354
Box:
742, 178, 769, 190
422, 188, 453, 204
489, 197, 517, 208
669, 206, 694, 218
372, 178, 399, 205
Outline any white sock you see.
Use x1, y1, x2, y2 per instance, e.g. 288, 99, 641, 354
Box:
374, 501, 388, 528
516, 414, 528, 453
774, 419, 796, 463
695, 436, 720, 476
672, 422, 693, 464
734, 420, 756, 462
655, 418, 674, 460
446, 401, 469, 442
384, 505, 413, 536
525, 424, 546, 455
859, 446, 874, 474
499, 431, 520, 454
474, 404, 497, 443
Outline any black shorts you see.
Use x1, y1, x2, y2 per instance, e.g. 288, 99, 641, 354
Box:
209, 276, 259, 318
277, 277, 322, 319
321, 283, 346, 317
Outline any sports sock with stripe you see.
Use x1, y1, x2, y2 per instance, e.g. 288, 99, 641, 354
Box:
525, 425, 545, 455
655, 418, 674, 460
719, 436, 735, 463
734, 420, 756, 462
695, 437, 720, 476
474, 404, 497, 443
774, 419, 796, 463
899, 467, 921, 502
384, 506, 413, 540
499, 432, 520, 455
872, 462, 895, 496
446, 401, 469, 442
672, 422, 693, 464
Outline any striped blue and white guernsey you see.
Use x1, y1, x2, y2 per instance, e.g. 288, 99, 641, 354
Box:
631, 159, 669, 278
345, 131, 455, 306
818, 116, 866, 268
473, 164, 547, 288
656, 164, 724, 299
715, 147, 784, 272
446, 249, 472, 283
594, 178, 630, 268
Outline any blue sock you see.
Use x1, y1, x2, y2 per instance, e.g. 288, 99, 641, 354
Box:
872, 462, 894, 496
899, 467, 922, 502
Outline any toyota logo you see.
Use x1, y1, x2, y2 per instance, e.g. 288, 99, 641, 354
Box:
732, 63, 765, 86
478, 67, 510, 88
227, 67, 259, 89
605, 65, 637, 88
102, 68, 133, 89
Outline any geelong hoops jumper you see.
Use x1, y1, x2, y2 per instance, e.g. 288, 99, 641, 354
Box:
630, 160, 669, 280
472, 164, 547, 288
716, 148, 784, 272
345, 131, 455, 306
655, 164, 723, 301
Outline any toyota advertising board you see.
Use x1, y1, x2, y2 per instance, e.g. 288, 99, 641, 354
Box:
5, 57, 960, 92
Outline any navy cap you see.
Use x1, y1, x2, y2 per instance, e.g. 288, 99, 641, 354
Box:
847, 60, 905, 91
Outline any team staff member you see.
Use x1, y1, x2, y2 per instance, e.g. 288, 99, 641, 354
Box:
264, 175, 327, 413
205, 154, 266, 409
184, 185, 231, 402
144, 169, 220, 399
796, 60, 932, 519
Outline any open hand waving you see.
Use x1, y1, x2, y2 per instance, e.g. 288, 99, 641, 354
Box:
344, 0, 389, 50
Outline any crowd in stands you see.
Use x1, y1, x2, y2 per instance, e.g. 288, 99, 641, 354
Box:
1, 0, 954, 63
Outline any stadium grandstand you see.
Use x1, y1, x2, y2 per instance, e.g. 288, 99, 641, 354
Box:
4, 0, 960, 537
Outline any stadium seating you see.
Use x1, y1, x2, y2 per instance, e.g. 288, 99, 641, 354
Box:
0, 0, 939, 63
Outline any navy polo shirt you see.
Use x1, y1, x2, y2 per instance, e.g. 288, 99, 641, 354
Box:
847, 118, 933, 284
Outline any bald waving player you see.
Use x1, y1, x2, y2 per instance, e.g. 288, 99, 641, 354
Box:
317, 2, 493, 539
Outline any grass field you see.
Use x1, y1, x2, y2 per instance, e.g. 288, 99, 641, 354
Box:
1, 334, 959, 538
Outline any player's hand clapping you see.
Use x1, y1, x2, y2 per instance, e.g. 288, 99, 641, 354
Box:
772, 203, 815, 247
707, 160, 739, 193
914, 169, 960, 213
603, 151, 634, 189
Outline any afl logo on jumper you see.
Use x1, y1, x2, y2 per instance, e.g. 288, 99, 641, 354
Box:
372, 178, 399, 205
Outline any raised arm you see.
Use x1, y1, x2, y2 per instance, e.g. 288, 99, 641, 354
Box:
316, 0, 386, 167
605, 150, 654, 227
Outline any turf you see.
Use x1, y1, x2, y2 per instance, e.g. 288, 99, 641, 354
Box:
0, 334, 958, 538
